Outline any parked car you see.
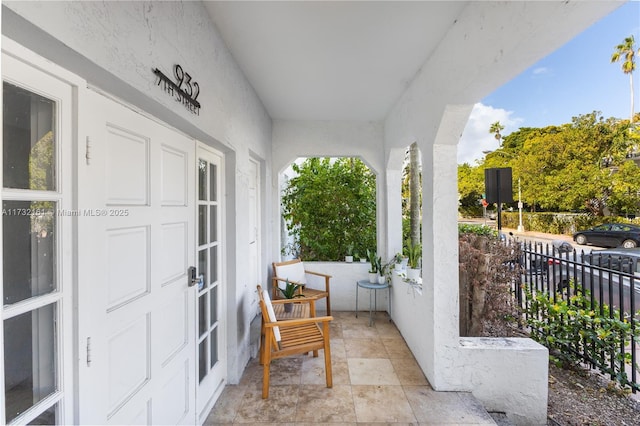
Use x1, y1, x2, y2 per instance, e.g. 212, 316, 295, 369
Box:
531, 247, 640, 315
573, 223, 640, 248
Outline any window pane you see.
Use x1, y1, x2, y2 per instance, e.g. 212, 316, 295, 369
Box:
27, 404, 56, 425
209, 163, 217, 202
210, 246, 218, 284
198, 295, 206, 338
198, 205, 206, 246
198, 340, 206, 383
3, 200, 56, 305
210, 327, 218, 369
198, 249, 208, 291
198, 159, 207, 201
209, 286, 218, 327
4, 303, 56, 423
209, 206, 217, 243
3, 82, 56, 191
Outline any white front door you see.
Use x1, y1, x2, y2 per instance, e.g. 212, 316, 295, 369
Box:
77, 91, 197, 424
195, 144, 226, 419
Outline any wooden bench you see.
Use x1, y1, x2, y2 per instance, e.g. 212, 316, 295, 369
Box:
257, 285, 333, 398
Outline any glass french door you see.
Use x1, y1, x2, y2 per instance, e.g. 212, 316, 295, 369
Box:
2, 53, 73, 425
196, 145, 225, 417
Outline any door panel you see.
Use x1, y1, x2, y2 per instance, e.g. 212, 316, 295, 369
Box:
2, 52, 74, 425
78, 91, 196, 425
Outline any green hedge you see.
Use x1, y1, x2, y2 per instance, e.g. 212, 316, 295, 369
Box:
500, 212, 640, 235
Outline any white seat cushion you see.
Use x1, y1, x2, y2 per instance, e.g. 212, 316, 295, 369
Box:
262, 290, 281, 342
275, 261, 307, 289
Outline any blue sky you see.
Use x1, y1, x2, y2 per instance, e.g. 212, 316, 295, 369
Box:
458, 1, 640, 164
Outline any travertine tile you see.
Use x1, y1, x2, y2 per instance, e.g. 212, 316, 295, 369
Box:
233, 385, 299, 423
403, 386, 495, 424
347, 358, 400, 385
344, 337, 388, 358
342, 322, 380, 339
295, 385, 357, 423
390, 357, 430, 386
206, 311, 502, 425
381, 336, 413, 358
352, 385, 417, 423
301, 356, 350, 385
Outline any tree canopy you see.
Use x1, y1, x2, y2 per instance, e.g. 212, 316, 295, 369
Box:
458, 112, 640, 216
281, 157, 376, 261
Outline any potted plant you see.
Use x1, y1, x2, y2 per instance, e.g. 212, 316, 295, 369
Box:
392, 252, 404, 272
366, 249, 379, 283
345, 243, 354, 263
405, 239, 422, 281
277, 279, 303, 312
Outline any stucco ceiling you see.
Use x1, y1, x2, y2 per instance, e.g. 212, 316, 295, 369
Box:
204, 1, 467, 121
204, 1, 622, 123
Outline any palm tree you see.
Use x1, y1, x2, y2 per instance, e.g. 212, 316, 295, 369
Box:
408, 142, 421, 247
489, 121, 505, 145
611, 35, 639, 123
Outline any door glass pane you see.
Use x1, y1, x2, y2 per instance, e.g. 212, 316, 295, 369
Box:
198, 295, 207, 337
209, 286, 218, 327
3, 82, 56, 191
4, 303, 56, 423
198, 159, 207, 201
198, 340, 207, 383
198, 205, 206, 246
210, 246, 218, 284
210, 327, 218, 369
3, 200, 56, 305
28, 404, 56, 425
209, 163, 217, 202
198, 249, 208, 291
209, 206, 217, 243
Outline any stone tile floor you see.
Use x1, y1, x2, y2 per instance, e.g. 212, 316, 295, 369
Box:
205, 311, 498, 425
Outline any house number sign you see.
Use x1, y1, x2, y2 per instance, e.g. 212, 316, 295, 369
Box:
154, 64, 201, 115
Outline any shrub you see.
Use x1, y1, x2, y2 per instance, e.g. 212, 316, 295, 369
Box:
523, 282, 640, 391
458, 227, 521, 337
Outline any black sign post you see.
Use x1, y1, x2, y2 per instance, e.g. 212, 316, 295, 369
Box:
484, 167, 514, 231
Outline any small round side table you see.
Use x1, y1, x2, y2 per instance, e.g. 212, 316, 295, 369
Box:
356, 279, 391, 326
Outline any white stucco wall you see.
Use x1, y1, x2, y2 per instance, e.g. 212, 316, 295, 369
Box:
2, 1, 273, 384
383, 2, 621, 423
271, 120, 388, 259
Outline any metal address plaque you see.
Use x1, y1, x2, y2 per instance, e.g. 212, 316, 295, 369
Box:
154, 64, 201, 115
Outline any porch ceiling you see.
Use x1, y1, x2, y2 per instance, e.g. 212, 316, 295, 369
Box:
204, 1, 622, 123
204, 1, 466, 121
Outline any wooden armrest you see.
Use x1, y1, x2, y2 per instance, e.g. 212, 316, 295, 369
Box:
264, 316, 333, 328
304, 270, 332, 279
270, 298, 311, 305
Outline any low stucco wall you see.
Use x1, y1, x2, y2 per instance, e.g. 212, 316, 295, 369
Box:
287, 261, 390, 313
459, 337, 549, 425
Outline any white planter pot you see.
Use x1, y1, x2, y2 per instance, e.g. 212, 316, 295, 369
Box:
406, 267, 420, 281
345, 255, 353, 263
378, 274, 386, 284
368, 272, 378, 284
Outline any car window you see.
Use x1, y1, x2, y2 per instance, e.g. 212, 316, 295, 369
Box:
611, 225, 623, 231
593, 225, 610, 231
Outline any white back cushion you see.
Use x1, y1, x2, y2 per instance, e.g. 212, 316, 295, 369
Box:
262, 290, 281, 342
275, 261, 307, 287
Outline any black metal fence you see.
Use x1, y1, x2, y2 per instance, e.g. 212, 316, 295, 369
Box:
511, 238, 640, 391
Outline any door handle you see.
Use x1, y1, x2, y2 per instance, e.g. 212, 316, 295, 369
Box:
188, 266, 197, 287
